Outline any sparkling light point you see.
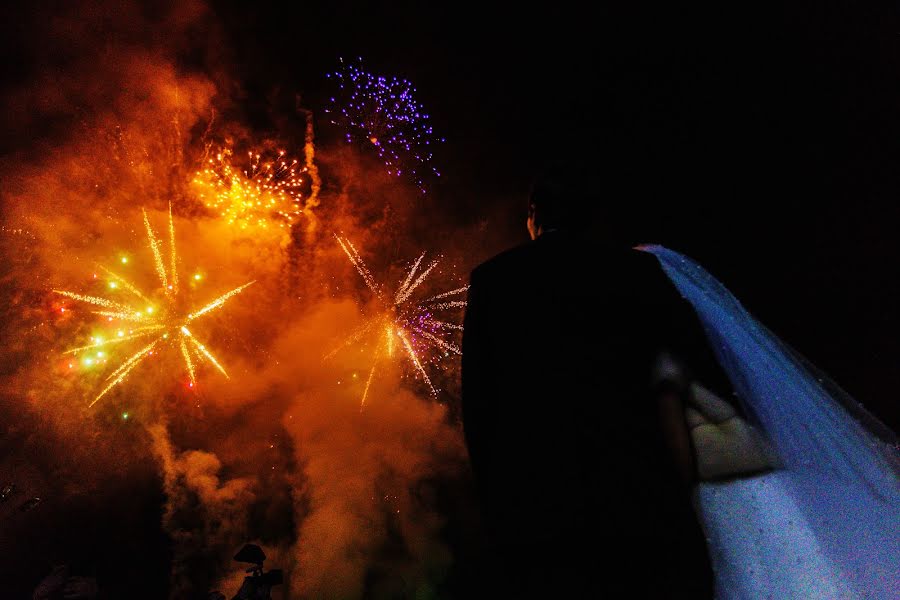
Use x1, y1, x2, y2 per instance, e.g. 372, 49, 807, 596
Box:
329, 235, 466, 406
326, 57, 443, 194
55, 206, 253, 405
191, 146, 306, 232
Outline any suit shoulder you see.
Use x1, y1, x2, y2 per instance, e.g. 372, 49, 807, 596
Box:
623, 247, 686, 295
626, 246, 671, 278
470, 241, 536, 282
597, 246, 687, 306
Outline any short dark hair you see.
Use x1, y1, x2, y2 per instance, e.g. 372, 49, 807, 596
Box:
529, 156, 653, 246
528, 159, 597, 230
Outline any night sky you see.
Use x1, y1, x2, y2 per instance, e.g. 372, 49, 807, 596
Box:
210, 0, 900, 429
0, 1, 898, 596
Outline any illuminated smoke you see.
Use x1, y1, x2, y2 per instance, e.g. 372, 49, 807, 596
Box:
0, 3, 473, 598
53, 205, 254, 405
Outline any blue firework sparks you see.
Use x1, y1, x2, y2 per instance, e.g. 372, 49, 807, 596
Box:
326, 58, 444, 193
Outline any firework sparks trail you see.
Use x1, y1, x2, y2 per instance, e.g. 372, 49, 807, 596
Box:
55, 205, 253, 405
324, 316, 380, 361
410, 326, 462, 356
97, 266, 151, 303
429, 300, 467, 310
360, 363, 378, 409
91, 339, 159, 407
396, 252, 425, 301
330, 236, 467, 405
325, 57, 444, 193
143, 208, 169, 292
422, 319, 464, 331
394, 259, 438, 306
192, 145, 307, 231
63, 328, 164, 354
90, 310, 149, 323
360, 340, 384, 410
183, 327, 229, 379
52, 290, 142, 316
335, 234, 381, 297
398, 329, 435, 396
179, 335, 195, 385
423, 286, 469, 302
187, 282, 256, 322
168, 202, 178, 294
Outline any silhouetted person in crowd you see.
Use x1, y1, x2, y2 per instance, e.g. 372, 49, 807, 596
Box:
32, 565, 98, 600
461, 161, 728, 597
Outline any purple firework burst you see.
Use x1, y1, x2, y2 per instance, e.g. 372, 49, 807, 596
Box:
326, 57, 444, 193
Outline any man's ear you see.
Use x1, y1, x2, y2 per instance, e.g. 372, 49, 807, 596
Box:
528, 203, 541, 229
526, 203, 539, 240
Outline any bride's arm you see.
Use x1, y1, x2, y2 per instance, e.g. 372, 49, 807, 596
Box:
651, 353, 774, 484
687, 382, 775, 481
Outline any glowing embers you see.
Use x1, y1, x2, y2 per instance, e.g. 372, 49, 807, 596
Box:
54, 205, 254, 405
192, 146, 306, 231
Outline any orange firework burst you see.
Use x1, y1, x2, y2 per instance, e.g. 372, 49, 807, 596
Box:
191, 146, 306, 230
54, 205, 254, 406
329, 235, 467, 407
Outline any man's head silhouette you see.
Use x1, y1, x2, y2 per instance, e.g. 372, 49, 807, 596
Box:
527, 160, 596, 239
527, 156, 649, 246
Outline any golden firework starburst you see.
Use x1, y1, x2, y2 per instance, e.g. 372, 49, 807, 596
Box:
55, 205, 254, 405
192, 146, 306, 231
329, 235, 466, 407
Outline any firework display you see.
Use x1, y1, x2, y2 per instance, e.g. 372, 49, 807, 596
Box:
2, 45, 470, 597
326, 58, 444, 193
330, 235, 467, 406
192, 146, 306, 230
54, 205, 255, 405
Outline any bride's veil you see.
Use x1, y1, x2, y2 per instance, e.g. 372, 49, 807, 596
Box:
640, 244, 899, 597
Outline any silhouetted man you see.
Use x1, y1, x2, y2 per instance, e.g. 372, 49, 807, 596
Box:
461, 162, 724, 597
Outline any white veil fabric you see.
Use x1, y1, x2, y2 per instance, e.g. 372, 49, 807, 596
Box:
640, 245, 899, 599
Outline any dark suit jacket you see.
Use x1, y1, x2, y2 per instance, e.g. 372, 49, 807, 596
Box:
461, 230, 725, 597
